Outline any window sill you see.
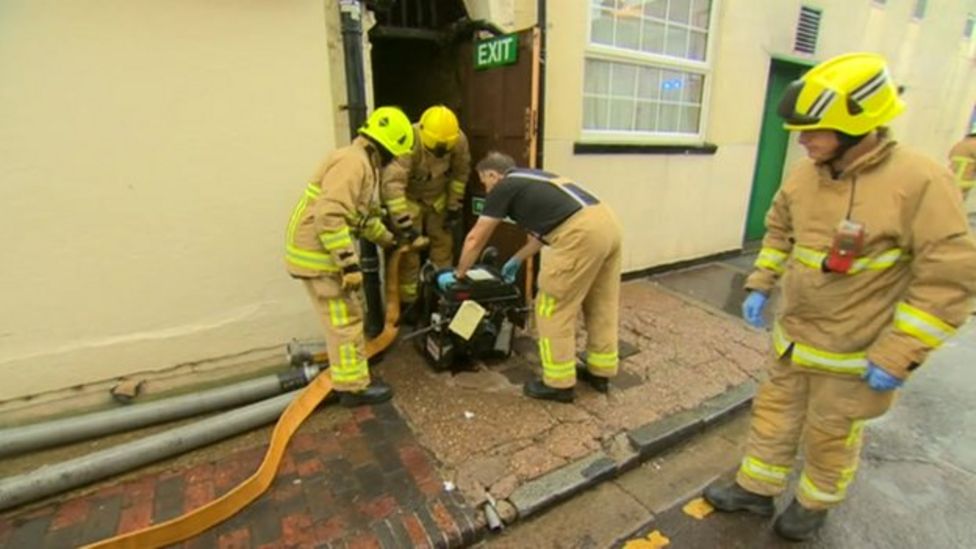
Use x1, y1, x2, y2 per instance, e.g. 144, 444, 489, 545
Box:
573, 142, 718, 155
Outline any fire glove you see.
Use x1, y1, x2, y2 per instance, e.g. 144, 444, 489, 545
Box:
742, 291, 768, 328
443, 208, 462, 230
399, 228, 429, 251
437, 271, 457, 291
341, 266, 363, 292
863, 362, 903, 392
501, 257, 522, 284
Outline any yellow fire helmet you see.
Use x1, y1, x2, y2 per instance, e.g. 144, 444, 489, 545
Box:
419, 105, 460, 153
778, 52, 905, 135
359, 106, 414, 157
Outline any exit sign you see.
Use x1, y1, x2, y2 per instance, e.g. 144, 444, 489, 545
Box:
474, 34, 518, 70
472, 197, 485, 215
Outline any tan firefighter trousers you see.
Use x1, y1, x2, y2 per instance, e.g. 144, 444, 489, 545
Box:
736, 353, 895, 510
398, 200, 453, 303
535, 203, 623, 389
302, 276, 370, 392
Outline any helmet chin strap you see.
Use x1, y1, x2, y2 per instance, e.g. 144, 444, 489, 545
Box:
826, 131, 867, 176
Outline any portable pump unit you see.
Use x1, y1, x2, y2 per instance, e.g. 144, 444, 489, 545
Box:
413, 250, 527, 370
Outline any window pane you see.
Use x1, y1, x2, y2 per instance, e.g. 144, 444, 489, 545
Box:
637, 66, 662, 100
689, 29, 707, 60
610, 62, 638, 97
668, 0, 692, 25
615, 12, 641, 50
609, 99, 636, 130
583, 97, 610, 129
659, 103, 680, 132
665, 26, 688, 58
584, 59, 611, 95
641, 19, 666, 53
643, 0, 668, 19
691, 0, 711, 29
660, 70, 684, 101
591, 7, 615, 45
679, 105, 701, 133
635, 101, 659, 131
682, 72, 704, 103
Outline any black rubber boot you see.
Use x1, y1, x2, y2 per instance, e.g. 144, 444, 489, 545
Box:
523, 379, 574, 403
337, 380, 394, 407
576, 366, 609, 393
774, 499, 827, 542
703, 481, 776, 517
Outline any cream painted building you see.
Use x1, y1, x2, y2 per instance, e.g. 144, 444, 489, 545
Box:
1, 0, 974, 412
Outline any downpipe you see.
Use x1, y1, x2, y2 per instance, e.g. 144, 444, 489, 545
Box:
0, 366, 321, 512
0, 365, 320, 459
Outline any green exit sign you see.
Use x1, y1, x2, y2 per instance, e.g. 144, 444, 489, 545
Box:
474, 34, 518, 70
472, 197, 485, 215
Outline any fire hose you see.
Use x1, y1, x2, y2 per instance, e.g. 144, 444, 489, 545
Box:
81, 247, 408, 548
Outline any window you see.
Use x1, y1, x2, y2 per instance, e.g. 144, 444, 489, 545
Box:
966, 13, 976, 40
912, 0, 927, 20
583, 0, 713, 143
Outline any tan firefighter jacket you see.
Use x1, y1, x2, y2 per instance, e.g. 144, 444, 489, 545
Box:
948, 136, 976, 191
381, 124, 471, 231
747, 130, 976, 380
285, 137, 395, 278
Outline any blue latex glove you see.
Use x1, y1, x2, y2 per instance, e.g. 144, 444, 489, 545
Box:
501, 258, 522, 284
437, 271, 458, 291
863, 362, 903, 392
742, 291, 768, 328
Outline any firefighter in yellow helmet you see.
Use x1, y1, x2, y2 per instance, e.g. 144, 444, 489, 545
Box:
285, 106, 414, 406
703, 53, 976, 541
948, 120, 976, 199
381, 105, 472, 319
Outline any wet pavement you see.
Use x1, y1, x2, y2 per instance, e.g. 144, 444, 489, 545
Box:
0, 262, 771, 547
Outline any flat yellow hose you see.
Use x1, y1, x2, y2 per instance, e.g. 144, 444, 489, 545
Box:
83, 248, 405, 548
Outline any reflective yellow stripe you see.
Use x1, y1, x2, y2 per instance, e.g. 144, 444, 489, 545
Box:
386, 197, 408, 214
894, 302, 956, 348
846, 420, 865, 448
327, 298, 350, 327
536, 292, 556, 319
432, 193, 447, 213
798, 472, 846, 504
755, 247, 788, 274
773, 322, 868, 375
792, 245, 906, 274
739, 456, 790, 486
399, 282, 417, 300
319, 227, 353, 251
539, 338, 576, 380
586, 350, 618, 370
332, 343, 367, 383
449, 179, 466, 195
951, 155, 975, 184
362, 217, 388, 241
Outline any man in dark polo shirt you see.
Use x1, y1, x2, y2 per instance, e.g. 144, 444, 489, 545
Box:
443, 151, 623, 402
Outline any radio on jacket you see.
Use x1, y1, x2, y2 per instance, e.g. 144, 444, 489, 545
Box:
824, 219, 865, 273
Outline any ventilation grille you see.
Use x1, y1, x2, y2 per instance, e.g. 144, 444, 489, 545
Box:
794, 6, 822, 54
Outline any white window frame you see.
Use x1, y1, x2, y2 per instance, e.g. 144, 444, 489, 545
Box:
580, 0, 719, 146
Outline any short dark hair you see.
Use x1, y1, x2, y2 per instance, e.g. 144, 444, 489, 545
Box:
475, 151, 515, 174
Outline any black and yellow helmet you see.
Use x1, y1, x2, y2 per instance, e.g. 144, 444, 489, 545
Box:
778, 53, 905, 135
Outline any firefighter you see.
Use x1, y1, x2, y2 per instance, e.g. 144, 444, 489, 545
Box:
441, 152, 623, 403
703, 53, 976, 541
381, 105, 471, 320
948, 121, 976, 200
285, 106, 414, 407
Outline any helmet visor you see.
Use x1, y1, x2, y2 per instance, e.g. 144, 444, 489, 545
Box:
777, 80, 824, 127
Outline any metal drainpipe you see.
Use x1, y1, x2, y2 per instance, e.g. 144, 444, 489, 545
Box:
536, 0, 547, 169
339, 0, 384, 338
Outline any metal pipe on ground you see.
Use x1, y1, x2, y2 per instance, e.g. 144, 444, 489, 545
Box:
0, 366, 319, 459
0, 389, 305, 512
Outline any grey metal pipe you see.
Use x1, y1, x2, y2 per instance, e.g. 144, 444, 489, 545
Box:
0, 390, 301, 511
0, 366, 318, 459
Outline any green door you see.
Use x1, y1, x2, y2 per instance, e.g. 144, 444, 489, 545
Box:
744, 59, 808, 241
